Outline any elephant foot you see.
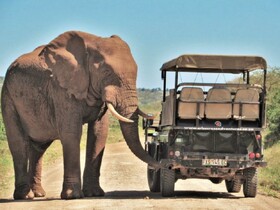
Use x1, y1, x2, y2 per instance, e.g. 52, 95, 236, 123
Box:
32, 184, 46, 197
14, 185, 34, 200
83, 185, 105, 197
61, 183, 84, 199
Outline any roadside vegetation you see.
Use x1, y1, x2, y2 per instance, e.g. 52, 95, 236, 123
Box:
259, 142, 280, 197
230, 67, 280, 197
1, 67, 280, 198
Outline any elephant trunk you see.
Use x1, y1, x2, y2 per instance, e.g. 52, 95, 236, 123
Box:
119, 112, 161, 170
104, 86, 161, 169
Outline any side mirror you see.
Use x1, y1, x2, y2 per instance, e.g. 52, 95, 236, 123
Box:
142, 116, 154, 129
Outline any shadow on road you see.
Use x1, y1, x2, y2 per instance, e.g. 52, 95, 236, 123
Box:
0, 197, 61, 203
95, 190, 242, 200
0, 190, 242, 203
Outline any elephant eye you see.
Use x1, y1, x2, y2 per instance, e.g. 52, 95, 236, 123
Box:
91, 50, 104, 63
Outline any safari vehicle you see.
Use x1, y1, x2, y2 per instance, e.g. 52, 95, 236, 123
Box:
143, 54, 267, 197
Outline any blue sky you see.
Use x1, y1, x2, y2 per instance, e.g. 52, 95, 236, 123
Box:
0, 0, 280, 88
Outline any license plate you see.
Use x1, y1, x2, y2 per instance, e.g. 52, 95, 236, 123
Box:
202, 159, 227, 166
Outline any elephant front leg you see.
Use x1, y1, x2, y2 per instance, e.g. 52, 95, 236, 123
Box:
29, 141, 53, 197
83, 112, 108, 197
60, 133, 84, 199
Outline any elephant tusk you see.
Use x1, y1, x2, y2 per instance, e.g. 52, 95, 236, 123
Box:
106, 103, 134, 123
138, 108, 155, 120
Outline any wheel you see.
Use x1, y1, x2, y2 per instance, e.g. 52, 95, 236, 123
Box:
225, 171, 242, 193
147, 142, 160, 192
147, 166, 160, 192
210, 178, 223, 184
225, 179, 242, 193
243, 168, 258, 197
160, 168, 175, 197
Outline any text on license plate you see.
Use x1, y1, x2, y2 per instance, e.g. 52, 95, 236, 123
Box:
202, 159, 227, 166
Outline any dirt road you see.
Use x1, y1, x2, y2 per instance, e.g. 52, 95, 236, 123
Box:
1, 142, 279, 210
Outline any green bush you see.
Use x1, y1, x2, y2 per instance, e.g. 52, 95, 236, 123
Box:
259, 142, 280, 197
265, 87, 280, 147
236, 67, 280, 147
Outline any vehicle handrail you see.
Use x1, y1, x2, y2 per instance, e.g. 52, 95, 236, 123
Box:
177, 82, 263, 89
178, 101, 260, 105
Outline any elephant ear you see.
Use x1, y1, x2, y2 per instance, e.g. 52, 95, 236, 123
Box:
40, 32, 89, 100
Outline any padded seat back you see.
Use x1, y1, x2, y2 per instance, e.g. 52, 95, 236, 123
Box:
233, 88, 259, 121
161, 90, 175, 126
178, 87, 205, 119
205, 87, 232, 119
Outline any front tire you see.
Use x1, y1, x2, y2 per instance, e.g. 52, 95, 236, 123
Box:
160, 168, 175, 197
225, 171, 242, 193
226, 179, 242, 193
147, 142, 160, 192
243, 168, 258, 197
147, 166, 160, 192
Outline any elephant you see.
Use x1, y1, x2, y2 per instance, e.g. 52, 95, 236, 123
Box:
1, 31, 160, 200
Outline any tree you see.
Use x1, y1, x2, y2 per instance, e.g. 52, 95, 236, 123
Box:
262, 68, 280, 146
265, 86, 280, 147
230, 67, 280, 146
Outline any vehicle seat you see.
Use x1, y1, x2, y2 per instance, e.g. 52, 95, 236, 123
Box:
161, 89, 175, 126
205, 87, 232, 119
178, 87, 205, 119
233, 88, 259, 121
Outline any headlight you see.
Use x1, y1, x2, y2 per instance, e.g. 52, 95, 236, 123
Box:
153, 132, 159, 137
175, 137, 184, 144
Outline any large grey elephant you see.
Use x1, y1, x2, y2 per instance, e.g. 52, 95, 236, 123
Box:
1, 31, 160, 199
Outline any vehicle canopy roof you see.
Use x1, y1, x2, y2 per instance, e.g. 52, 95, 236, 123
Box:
160, 54, 267, 74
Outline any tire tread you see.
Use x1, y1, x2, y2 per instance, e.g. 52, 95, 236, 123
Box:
161, 168, 175, 197
243, 168, 258, 197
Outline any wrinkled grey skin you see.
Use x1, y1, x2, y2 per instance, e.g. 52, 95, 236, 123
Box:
1, 31, 160, 200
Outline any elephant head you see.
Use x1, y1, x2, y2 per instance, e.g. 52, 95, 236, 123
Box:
39, 31, 161, 169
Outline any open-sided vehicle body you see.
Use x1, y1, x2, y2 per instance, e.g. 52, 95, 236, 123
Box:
144, 54, 267, 197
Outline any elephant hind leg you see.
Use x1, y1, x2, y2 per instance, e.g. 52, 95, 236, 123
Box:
29, 141, 53, 197
13, 186, 34, 200
2, 96, 34, 199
